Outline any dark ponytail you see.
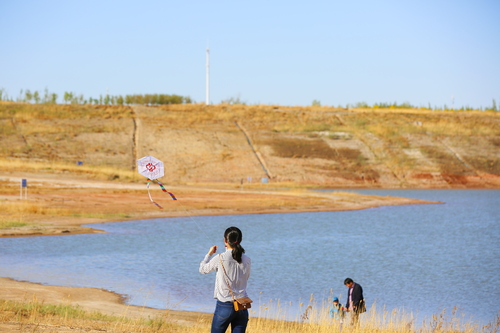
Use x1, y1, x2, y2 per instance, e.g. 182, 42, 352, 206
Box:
224, 226, 245, 263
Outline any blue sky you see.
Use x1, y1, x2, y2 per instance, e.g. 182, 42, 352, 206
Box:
1, 0, 499, 108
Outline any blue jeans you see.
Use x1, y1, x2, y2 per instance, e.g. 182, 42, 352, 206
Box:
211, 300, 249, 333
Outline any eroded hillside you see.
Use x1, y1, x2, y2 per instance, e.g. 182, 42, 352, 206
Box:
1, 102, 499, 188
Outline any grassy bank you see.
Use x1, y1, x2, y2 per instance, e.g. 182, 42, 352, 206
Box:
0, 298, 192, 332
1, 297, 495, 333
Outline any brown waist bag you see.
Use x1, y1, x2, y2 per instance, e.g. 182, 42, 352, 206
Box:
233, 296, 253, 311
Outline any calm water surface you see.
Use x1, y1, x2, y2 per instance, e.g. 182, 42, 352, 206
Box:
1, 189, 498, 325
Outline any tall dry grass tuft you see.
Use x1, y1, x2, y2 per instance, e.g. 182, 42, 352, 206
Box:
0, 200, 71, 229
249, 298, 491, 333
0, 200, 69, 216
0, 297, 198, 333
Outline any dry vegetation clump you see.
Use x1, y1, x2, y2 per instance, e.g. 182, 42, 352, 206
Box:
266, 137, 339, 159
263, 136, 379, 182
465, 155, 500, 175
420, 146, 475, 175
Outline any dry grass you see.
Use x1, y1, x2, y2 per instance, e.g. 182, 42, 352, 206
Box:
0, 103, 134, 170
1, 297, 496, 333
0, 200, 70, 229
0, 200, 71, 216
0, 298, 192, 333
0, 158, 136, 181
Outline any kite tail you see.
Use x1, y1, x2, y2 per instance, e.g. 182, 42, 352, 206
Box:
146, 179, 164, 209
156, 180, 177, 200
152, 201, 163, 209
146, 178, 177, 209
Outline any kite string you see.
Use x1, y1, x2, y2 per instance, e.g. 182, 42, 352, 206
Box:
177, 205, 212, 241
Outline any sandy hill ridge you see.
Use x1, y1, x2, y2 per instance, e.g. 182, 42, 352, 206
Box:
1, 102, 499, 188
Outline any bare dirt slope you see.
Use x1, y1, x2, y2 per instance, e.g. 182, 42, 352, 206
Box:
130, 104, 500, 188
1, 102, 499, 188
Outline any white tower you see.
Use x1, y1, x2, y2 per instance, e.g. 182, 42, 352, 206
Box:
206, 47, 210, 105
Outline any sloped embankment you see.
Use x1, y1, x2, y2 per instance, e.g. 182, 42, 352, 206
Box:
1, 103, 499, 188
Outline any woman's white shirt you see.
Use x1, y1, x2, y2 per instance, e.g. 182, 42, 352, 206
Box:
199, 248, 251, 302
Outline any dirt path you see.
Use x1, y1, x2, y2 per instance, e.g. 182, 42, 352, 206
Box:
0, 172, 439, 238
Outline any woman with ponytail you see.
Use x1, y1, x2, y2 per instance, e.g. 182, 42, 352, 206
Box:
199, 226, 251, 333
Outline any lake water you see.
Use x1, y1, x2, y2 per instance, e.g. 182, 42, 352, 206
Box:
0, 189, 498, 326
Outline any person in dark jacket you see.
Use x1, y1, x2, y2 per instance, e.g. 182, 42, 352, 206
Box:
344, 278, 365, 326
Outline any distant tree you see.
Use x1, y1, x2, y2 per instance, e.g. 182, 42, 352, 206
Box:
222, 95, 246, 105
143, 94, 152, 105
355, 101, 369, 108
63, 92, 74, 104
1, 89, 12, 101
33, 91, 40, 104
156, 94, 165, 104
42, 87, 50, 103
17, 89, 24, 102
169, 94, 183, 104
125, 95, 133, 105
24, 89, 33, 103
135, 95, 144, 104
104, 94, 111, 105
312, 99, 321, 106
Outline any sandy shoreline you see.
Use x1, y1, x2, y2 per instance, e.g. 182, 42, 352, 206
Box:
0, 277, 213, 331
0, 173, 441, 238
0, 173, 442, 328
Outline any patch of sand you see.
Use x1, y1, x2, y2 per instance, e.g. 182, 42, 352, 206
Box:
0, 277, 212, 332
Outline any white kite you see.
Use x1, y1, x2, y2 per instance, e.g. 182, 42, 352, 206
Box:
137, 155, 176, 209
137, 155, 164, 180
